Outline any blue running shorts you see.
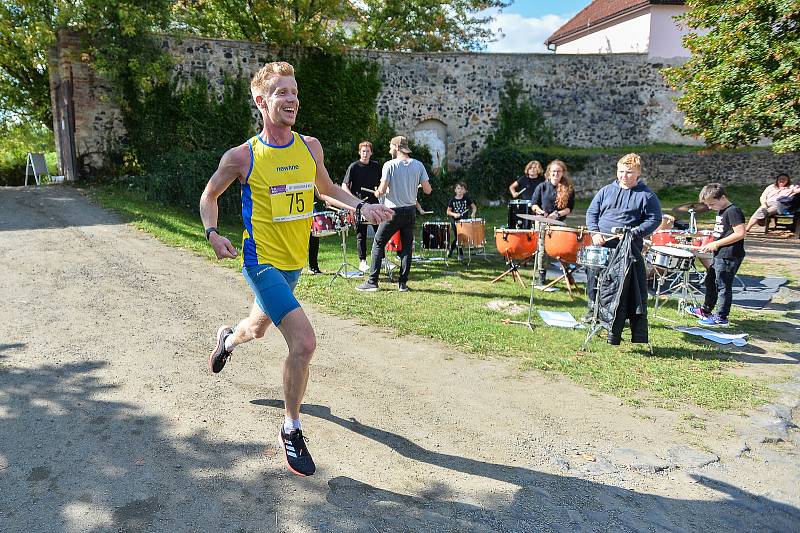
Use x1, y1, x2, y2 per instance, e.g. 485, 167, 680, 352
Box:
242, 264, 302, 326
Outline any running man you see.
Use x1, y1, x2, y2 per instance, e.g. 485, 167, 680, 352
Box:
199, 61, 393, 476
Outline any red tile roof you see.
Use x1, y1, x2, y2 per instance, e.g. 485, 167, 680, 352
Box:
546, 0, 685, 46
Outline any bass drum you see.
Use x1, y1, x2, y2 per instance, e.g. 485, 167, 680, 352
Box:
544, 226, 591, 264
495, 229, 538, 261
422, 222, 450, 250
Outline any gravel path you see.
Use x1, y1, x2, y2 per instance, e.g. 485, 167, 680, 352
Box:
1, 186, 798, 532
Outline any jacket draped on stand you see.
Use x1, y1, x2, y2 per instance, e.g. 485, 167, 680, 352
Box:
596, 232, 649, 344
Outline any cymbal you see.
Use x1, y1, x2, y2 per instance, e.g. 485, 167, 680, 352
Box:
672, 201, 709, 214
517, 213, 566, 226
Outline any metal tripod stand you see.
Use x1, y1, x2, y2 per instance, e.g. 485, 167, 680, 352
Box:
329, 224, 363, 286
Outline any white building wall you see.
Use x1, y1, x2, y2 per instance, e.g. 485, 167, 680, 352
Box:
555, 12, 650, 54
648, 5, 691, 59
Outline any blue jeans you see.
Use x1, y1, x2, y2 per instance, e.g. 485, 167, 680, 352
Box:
703, 255, 743, 319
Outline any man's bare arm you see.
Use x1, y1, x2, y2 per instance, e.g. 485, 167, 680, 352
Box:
199, 145, 249, 259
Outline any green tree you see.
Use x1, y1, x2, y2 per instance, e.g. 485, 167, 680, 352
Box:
487, 79, 553, 148
663, 0, 800, 153
175, 0, 508, 51
0, 1, 172, 130
349, 0, 509, 52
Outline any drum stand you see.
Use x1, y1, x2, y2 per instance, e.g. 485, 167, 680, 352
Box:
541, 259, 578, 300
491, 255, 529, 286
581, 273, 605, 351
506, 267, 537, 331
329, 225, 363, 286
652, 266, 700, 318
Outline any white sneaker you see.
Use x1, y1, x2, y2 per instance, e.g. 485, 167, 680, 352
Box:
359, 260, 369, 272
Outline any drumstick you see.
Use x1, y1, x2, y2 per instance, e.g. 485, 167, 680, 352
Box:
517, 187, 527, 195
360, 187, 378, 196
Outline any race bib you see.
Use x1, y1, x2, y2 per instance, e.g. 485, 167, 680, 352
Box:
269, 182, 314, 222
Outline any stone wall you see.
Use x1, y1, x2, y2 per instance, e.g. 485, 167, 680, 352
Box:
572, 150, 800, 198
51, 32, 693, 174
50, 31, 798, 192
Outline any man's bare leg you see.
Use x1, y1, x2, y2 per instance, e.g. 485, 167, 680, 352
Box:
228, 300, 274, 348
276, 307, 316, 421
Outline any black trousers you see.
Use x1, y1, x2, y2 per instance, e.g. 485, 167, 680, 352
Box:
308, 233, 320, 271
355, 222, 379, 261
368, 206, 416, 285
703, 255, 743, 318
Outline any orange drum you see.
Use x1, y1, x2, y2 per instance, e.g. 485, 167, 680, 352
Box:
386, 230, 402, 252
652, 230, 683, 246
544, 226, 590, 263
456, 218, 486, 248
495, 229, 538, 261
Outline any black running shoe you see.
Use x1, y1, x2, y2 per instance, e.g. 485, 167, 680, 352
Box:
279, 427, 316, 476
209, 325, 233, 373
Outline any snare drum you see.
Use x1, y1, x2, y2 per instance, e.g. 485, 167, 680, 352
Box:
645, 245, 694, 271
456, 218, 486, 248
495, 229, 538, 261
577, 245, 610, 269
422, 222, 450, 250
544, 226, 591, 264
507, 200, 532, 229
311, 211, 337, 237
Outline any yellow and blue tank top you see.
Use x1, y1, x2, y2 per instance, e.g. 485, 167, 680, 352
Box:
242, 131, 317, 270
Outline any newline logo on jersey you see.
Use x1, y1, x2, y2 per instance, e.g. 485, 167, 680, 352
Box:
276, 164, 300, 172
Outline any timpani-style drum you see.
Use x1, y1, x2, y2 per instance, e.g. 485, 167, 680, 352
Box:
422, 222, 450, 250
544, 226, 591, 264
494, 229, 538, 261
645, 245, 694, 271
577, 245, 610, 269
651, 229, 684, 246
311, 211, 337, 237
456, 218, 486, 248
507, 200, 533, 229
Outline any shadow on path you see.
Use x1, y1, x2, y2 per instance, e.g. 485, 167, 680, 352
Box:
252, 400, 800, 532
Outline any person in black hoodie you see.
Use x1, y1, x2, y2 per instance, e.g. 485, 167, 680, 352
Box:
584, 153, 662, 343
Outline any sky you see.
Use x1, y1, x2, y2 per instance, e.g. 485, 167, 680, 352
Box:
480, 0, 590, 53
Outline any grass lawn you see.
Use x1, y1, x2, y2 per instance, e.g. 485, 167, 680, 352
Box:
91, 184, 781, 411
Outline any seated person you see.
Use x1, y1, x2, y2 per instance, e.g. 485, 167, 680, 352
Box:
745, 173, 800, 231
531, 160, 575, 221
446, 181, 477, 260
508, 160, 544, 202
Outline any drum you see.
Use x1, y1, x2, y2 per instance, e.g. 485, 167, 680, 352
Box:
456, 218, 486, 248
544, 226, 591, 264
495, 229, 538, 261
507, 200, 532, 229
577, 245, 610, 269
336, 210, 356, 231
691, 230, 715, 249
645, 245, 694, 271
651, 229, 684, 246
311, 211, 337, 237
386, 230, 402, 252
422, 222, 450, 250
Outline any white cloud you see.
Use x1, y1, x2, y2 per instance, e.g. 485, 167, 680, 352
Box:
483, 12, 572, 53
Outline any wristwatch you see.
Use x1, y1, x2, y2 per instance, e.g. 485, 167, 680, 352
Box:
205, 227, 218, 240
354, 201, 366, 224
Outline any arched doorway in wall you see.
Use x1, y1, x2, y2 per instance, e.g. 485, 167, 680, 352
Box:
412, 119, 447, 172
